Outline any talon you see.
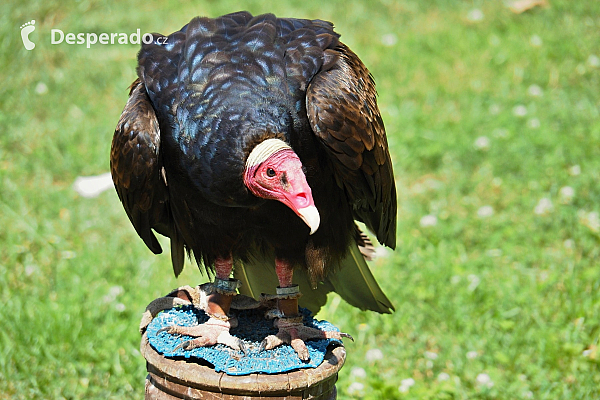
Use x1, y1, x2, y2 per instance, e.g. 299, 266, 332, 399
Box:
260, 333, 285, 352
173, 340, 193, 352
340, 332, 354, 341
258, 339, 267, 353
238, 339, 248, 356
215, 328, 245, 352
157, 326, 176, 335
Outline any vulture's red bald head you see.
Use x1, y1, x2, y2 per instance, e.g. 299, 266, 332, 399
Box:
243, 139, 320, 234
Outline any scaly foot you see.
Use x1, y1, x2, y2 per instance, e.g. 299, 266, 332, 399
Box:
260, 316, 353, 361
158, 317, 246, 353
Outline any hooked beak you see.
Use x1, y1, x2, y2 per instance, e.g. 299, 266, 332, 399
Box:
281, 187, 321, 235
297, 205, 321, 235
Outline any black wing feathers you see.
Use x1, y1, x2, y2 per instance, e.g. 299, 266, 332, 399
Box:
111, 79, 166, 254
306, 43, 397, 249
110, 79, 186, 276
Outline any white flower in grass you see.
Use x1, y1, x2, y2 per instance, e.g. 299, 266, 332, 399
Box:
579, 210, 600, 233
534, 197, 553, 215
365, 348, 384, 362
398, 378, 415, 393
512, 105, 528, 117
527, 118, 540, 129
582, 349, 593, 357
467, 9, 484, 22
60, 250, 76, 259
115, 303, 126, 312
476, 373, 494, 388
424, 351, 438, 360
474, 136, 490, 151
467, 275, 480, 291
35, 82, 48, 95
488, 104, 500, 115
477, 205, 494, 218
486, 249, 502, 257
588, 211, 600, 232
438, 372, 450, 381
569, 165, 581, 176
527, 84, 544, 97
559, 186, 575, 204
347, 382, 364, 395
381, 33, 397, 47
420, 214, 438, 228
466, 351, 479, 359
350, 367, 367, 379
103, 285, 124, 303
492, 128, 509, 138
69, 104, 84, 120
25, 265, 38, 276
530, 34, 543, 47
588, 55, 600, 68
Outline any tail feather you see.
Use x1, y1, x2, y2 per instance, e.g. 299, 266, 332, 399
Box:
327, 243, 394, 313
170, 226, 185, 277
234, 243, 394, 314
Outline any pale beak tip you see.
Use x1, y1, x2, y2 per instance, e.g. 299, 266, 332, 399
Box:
298, 206, 320, 235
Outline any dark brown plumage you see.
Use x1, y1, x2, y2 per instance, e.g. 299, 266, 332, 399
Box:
307, 42, 396, 249
110, 11, 396, 316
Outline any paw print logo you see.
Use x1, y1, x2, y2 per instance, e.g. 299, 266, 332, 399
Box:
20, 20, 36, 51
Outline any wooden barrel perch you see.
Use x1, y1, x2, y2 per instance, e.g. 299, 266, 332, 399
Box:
141, 333, 346, 399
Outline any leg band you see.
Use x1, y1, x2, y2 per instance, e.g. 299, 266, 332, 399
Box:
261, 284, 302, 302
212, 278, 241, 295
276, 284, 300, 296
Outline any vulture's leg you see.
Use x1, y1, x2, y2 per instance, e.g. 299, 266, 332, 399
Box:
158, 256, 245, 352
261, 259, 352, 361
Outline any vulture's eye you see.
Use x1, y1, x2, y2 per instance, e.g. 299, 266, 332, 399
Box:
266, 168, 276, 177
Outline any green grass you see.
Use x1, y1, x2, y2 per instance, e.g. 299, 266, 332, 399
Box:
1, 0, 599, 398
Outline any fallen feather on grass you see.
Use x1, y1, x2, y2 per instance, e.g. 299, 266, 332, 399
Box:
73, 172, 113, 198
508, 0, 549, 14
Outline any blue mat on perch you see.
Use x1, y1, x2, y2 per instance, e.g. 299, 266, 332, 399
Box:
146, 305, 342, 375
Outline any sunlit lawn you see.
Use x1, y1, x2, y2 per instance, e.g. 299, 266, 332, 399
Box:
1, 0, 599, 399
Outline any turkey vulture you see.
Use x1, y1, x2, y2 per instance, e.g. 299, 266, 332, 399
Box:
111, 11, 396, 360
